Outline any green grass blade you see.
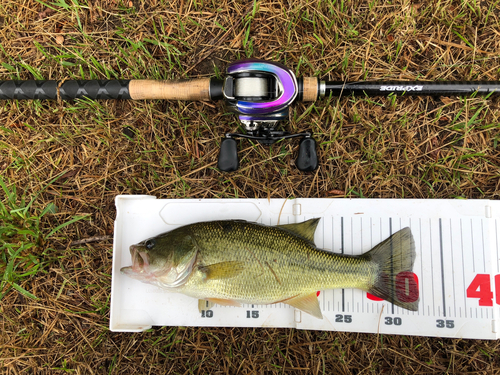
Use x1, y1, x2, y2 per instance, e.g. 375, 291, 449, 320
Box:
12, 282, 39, 300
45, 215, 90, 239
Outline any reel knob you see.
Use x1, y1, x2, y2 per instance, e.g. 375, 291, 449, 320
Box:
296, 137, 318, 172
217, 137, 239, 172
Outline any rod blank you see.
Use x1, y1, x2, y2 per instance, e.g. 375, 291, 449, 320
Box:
325, 81, 500, 97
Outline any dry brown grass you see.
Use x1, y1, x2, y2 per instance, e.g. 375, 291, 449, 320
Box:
1, 0, 500, 373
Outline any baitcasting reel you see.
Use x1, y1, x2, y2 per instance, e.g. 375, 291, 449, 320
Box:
216, 59, 321, 172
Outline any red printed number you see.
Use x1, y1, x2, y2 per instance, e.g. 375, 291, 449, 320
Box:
367, 272, 419, 302
395, 271, 419, 302
466, 274, 493, 306
496, 275, 500, 305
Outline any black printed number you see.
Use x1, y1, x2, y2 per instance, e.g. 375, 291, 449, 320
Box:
335, 314, 352, 323
385, 317, 402, 326
436, 319, 454, 328
246, 310, 259, 319
201, 310, 213, 318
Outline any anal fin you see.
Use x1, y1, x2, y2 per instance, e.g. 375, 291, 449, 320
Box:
283, 292, 323, 319
198, 299, 215, 312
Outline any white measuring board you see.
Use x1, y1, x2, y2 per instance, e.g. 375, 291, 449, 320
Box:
110, 196, 500, 339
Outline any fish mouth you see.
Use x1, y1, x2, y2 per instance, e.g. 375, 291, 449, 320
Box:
132, 245, 150, 270
121, 245, 150, 275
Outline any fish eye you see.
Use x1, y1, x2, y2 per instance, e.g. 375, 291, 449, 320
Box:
145, 239, 155, 250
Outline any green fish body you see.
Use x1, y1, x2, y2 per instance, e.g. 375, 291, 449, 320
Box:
121, 219, 418, 318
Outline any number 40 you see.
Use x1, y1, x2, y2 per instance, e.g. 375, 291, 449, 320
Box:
466, 274, 500, 306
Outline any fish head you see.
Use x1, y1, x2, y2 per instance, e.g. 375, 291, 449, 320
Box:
120, 230, 198, 289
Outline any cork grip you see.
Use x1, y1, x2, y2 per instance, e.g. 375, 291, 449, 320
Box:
302, 77, 318, 101
129, 78, 211, 100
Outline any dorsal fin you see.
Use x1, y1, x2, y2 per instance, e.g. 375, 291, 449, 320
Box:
278, 218, 320, 244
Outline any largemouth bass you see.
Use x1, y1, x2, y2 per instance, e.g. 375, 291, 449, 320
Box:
121, 219, 418, 318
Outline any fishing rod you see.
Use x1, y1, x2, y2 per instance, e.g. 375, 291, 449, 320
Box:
1, 58, 499, 172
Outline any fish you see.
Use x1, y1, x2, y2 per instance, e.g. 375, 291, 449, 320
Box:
120, 219, 419, 319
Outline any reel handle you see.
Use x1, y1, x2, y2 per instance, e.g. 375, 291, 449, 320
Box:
217, 138, 239, 172
295, 137, 318, 172
217, 134, 318, 172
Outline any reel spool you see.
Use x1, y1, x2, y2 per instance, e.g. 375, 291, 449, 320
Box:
217, 59, 318, 172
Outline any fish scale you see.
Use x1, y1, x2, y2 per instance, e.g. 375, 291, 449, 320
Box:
182, 221, 376, 304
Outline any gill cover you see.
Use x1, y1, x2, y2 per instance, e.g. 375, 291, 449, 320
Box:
155, 234, 198, 288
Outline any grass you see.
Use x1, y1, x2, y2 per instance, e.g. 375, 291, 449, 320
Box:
0, 174, 88, 301
1, 0, 500, 373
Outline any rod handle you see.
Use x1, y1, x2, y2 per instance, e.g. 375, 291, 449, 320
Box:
297, 77, 320, 102
129, 78, 212, 100
0, 80, 131, 100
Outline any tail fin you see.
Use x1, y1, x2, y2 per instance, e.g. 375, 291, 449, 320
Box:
363, 227, 419, 311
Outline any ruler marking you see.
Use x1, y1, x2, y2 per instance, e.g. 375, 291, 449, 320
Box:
376, 217, 382, 315
461, 219, 467, 318
496, 219, 499, 273
363, 217, 371, 314
322, 217, 326, 312
409, 217, 418, 316
341, 217, 345, 312
342, 290, 345, 312
322, 215, 324, 249
419, 218, 424, 316
430, 219, 436, 316
351, 217, 354, 314
332, 219, 335, 309
389, 218, 394, 315
400, 217, 403, 317
361, 216, 364, 314
439, 219, 446, 317
449, 218, 456, 318
323, 289, 325, 311
471, 219, 476, 273
481, 219, 486, 273
496, 219, 499, 274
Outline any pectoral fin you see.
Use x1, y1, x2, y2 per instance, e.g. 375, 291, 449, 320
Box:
198, 298, 241, 312
278, 218, 320, 244
198, 261, 245, 281
283, 292, 323, 319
